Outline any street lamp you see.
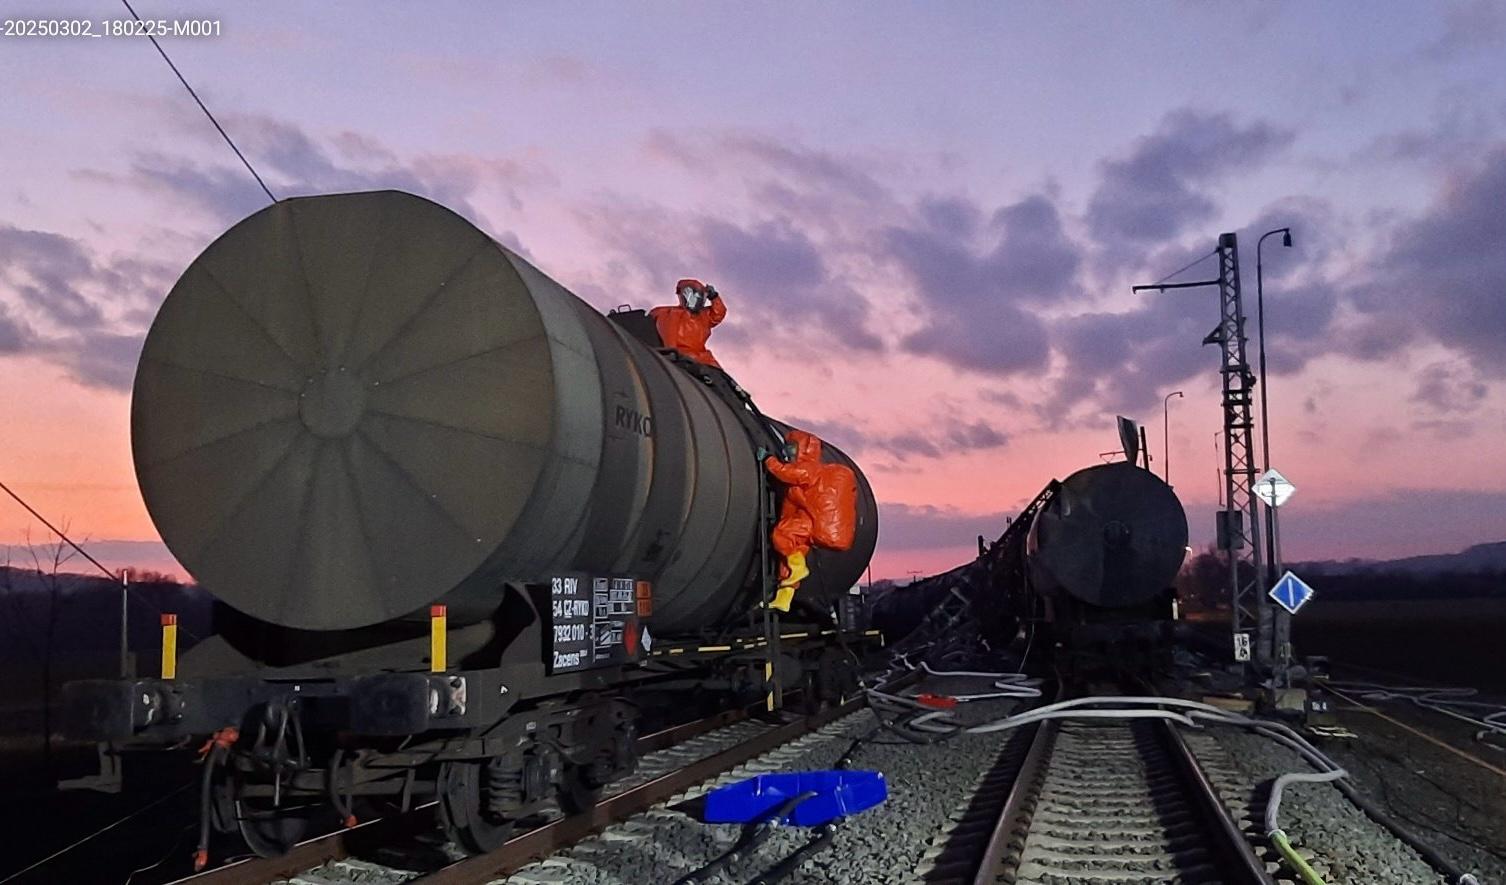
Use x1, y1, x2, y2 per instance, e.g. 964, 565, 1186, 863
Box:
1255, 227, 1292, 480
1212, 431, 1222, 508
1257, 227, 1293, 678
1162, 390, 1183, 486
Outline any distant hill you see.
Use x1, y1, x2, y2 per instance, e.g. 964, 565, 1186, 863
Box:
1295, 541, 1506, 577
0, 565, 213, 664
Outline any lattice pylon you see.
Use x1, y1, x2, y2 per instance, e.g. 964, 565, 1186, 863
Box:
1214, 233, 1270, 666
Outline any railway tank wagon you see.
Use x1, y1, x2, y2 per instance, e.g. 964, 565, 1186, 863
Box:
872, 461, 1188, 669
63, 190, 878, 856
1028, 461, 1189, 614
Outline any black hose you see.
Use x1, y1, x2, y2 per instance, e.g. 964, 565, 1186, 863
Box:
327, 749, 355, 825
830, 726, 880, 770
745, 822, 838, 884
193, 744, 224, 871
865, 700, 964, 745
290, 704, 308, 767
1335, 779, 1477, 883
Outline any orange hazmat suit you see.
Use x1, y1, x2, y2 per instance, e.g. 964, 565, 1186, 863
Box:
650, 278, 726, 368
764, 429, 857, 612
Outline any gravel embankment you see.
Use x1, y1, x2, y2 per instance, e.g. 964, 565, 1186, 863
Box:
1185, 727, 1449, 884
503, 678, 1023, 884
279, 719, 789, 884
1327, 709, 1506, 884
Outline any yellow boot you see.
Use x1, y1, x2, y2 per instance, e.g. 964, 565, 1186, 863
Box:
769, 552, 808, 613
783, 551, 810, 587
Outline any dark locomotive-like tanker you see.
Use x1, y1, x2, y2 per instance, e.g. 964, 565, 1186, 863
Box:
872, 460, 1189, 671
62, 191, 878, 858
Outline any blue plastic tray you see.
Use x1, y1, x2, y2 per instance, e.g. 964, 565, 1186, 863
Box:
703, 770, 887, 826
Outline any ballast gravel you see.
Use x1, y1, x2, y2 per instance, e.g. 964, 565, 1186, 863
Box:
1326, 710, 1506, 885
280, 720, 788, 885
1187, 727, 1448, 885
501, 679, 1023, 885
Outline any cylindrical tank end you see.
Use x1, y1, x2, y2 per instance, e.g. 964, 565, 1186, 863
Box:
133, 191, 555, 631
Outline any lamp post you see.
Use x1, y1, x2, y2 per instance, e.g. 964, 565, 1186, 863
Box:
1257, 227, 1293, 677
1162, 390, 1183, 486
1213, 432, 1222, 508
1255, 228, 1291, 481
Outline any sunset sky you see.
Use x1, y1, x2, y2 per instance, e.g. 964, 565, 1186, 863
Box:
3, 1, 1505, 581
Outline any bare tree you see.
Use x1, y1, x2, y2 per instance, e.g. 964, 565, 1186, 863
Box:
0, 543, 45, 659
22, 524, 76, 772
1175, 544, 1232, 617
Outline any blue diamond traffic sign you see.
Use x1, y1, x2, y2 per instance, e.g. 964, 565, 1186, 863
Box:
1268, 571, 1315, 615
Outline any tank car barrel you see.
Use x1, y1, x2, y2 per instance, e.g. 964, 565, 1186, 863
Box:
132, 190, 876, 632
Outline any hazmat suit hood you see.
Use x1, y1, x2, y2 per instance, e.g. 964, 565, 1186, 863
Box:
786, 429, 823, 465
675, 278, 708, 312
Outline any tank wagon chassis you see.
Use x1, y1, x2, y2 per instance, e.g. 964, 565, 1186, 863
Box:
65, 391, 874, 859
60, 190, 880, 863
67, 547, 874, 860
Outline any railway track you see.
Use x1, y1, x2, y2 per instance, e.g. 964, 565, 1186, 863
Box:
964, 709, 1274, 884
166, 700, 859, 885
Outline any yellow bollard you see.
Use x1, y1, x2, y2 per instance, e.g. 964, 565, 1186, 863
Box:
765, 660, 775, 712
430, 604, 447, 672
160, 613, 178, 679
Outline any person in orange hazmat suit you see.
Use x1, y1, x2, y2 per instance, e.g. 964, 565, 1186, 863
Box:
650, 278, 726, 368
763, 429, 858, 613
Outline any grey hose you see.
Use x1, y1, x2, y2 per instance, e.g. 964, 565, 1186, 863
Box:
1265, 768, 1348, 833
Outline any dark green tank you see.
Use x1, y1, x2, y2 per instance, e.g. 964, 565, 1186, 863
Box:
132, 190, 876, 632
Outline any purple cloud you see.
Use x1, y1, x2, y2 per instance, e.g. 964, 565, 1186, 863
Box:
886, 193, 1074, 375
1045, 197, 1341, 422
1088, 110, 1294, 246
84, 115, 542, 247
645, 129, 887, 204
576, 194, 885, 356
0, 223, 174, 390
58, 330, 145, 391
1419, 0, 1506, 62
0, 225, 107, 327
700, 216, 885, 352
0, 303, 29, 353
785, 413, 1009, 462
1360, 147, 1506, 374
877, 502, 1015, 551
1411, 360, 1488, 414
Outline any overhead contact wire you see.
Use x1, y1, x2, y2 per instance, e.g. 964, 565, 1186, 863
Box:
0, 476, 202, 641
120, 0, 277, 204
1148, 248, 1218, 287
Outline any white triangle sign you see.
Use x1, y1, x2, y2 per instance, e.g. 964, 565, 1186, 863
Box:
1254, 469, 1296, 508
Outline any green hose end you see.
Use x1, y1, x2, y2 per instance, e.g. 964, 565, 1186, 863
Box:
1269, 828, 1328, 885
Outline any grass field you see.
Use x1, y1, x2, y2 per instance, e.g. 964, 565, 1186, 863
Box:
1291, 598, 1506, 691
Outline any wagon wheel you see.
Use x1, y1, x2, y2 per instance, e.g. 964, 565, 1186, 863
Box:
556, 762, 605, 815
437, 760, 516, 854
215, 772, 320, 858
235, 795, 318, 857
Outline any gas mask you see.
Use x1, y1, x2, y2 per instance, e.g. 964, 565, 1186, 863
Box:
681, 286, 707, 312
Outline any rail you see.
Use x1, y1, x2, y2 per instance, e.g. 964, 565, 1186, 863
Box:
969, 689, 1273, 885
169, 698, 857, 885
